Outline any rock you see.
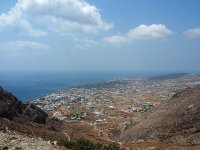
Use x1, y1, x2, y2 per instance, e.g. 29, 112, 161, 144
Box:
51, 112, 65, 121
0, 86, 66, 143
47, 117, 63, 132
0, 87, 23, 119
0, 130, 52, 150
0, 86, 48, 124
2, 147, 9, 150
23, 103, 48, 124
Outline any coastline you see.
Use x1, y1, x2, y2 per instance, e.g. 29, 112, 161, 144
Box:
0, 71, 199, 101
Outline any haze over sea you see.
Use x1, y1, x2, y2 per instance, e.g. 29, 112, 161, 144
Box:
1, 71, 199, 101
0, 71, 162, 101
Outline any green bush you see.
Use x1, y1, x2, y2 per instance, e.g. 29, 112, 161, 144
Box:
57, 139, 74, 149
104, 142, 120, 150
57, 138, 120, 150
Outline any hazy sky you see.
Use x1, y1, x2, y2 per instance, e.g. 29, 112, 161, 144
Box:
0, 0, 200, 72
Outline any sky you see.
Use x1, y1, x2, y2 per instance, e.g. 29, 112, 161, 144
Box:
0, 0, 200, 72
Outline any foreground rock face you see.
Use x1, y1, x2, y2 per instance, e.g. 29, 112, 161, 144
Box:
0, 87, 22, 119
0, 86, 48, 124
121, 85, 200, 145
23, 103, 48, 124
0, 86, 66, 142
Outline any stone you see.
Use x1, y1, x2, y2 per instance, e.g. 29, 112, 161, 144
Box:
0, 87, 23, 119
0, 87, 48, 124
23, 103, 48, 124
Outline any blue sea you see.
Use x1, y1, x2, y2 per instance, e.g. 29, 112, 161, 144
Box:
0, 71, 189, 101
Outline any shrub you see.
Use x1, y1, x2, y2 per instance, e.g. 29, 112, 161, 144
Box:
57, 139, 74, 149
104, 142, 120, 150
57, 138, 120, 150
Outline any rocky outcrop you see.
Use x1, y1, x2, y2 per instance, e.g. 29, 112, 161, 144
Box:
0, 87, 22, 119
23, 103, 48, 124
0, 87, 66, 141
0, 87, 48, 124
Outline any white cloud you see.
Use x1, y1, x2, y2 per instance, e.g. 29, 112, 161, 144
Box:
75, 39, 97, 49
104, 24, 173, 46
0, 0, 113, 37
103, 35, 128, 46
184, 28, 200, 38
0, 41, 50, 51
127, 24, 173, 39
0, 6, 46, 37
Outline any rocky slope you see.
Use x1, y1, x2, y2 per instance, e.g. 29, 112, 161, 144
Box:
0, 129, 52, 150
0, 86, 48, 124
1, 80, 200, 149
0, 87, 23, 119
0, 87, 66, 150
121, 85, 200, 145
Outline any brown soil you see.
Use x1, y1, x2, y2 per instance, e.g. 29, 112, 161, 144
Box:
121, 85, 200, 146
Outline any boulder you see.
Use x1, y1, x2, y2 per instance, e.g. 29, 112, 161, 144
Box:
23, 103, 48, 124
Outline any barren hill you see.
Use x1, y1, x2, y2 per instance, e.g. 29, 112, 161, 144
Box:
121, 85, 200, 145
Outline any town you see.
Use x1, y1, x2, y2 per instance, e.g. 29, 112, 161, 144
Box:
32, 73, 200, 141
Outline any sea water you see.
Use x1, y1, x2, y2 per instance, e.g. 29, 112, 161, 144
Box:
0, 71, 168, 101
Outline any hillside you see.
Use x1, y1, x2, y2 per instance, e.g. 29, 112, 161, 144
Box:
121, 85, 200, 145
149, 73, 191, 80
30, 74, 200, 149
0, 87, 66, 150
1, 77, 200, 149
